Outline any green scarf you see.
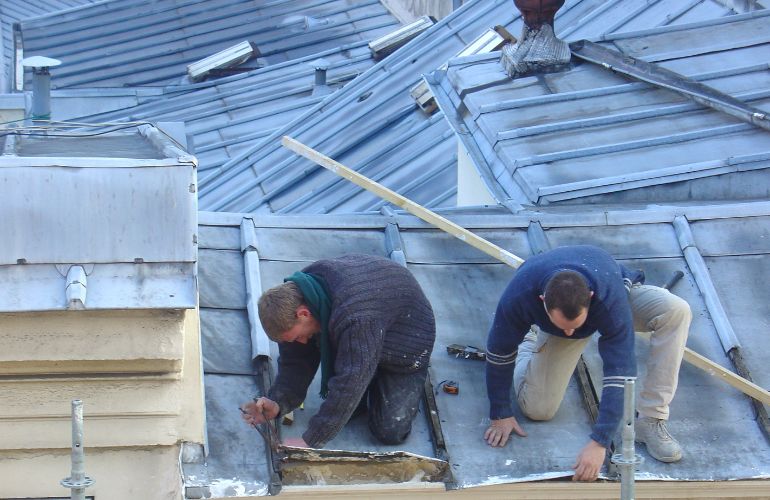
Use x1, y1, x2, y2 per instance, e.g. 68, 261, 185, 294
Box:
284, 271, 333, 399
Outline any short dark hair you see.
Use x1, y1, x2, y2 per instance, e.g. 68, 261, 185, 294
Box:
258, 282, 305, 341
543, 270, 591, 320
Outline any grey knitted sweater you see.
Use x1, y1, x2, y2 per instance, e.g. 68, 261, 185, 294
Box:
267, 254, 436, 448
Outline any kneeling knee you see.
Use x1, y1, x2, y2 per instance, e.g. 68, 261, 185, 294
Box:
666, 295, 692, 324
370, 424, 411, 445
519, 400, 558, 421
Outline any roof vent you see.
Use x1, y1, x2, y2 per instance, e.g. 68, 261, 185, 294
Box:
22, 55, 61, 121
187, 41, 259, 82
369, 16, 434, 60
311, 59, 332, 97
410, 79, 437, 115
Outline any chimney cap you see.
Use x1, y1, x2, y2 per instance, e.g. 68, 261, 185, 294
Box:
310, 58, 330, 71
22, 56, 61, 69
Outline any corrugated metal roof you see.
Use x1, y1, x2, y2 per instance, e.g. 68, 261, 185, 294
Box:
17, 0, 400, 88
79, 41, 378, 177
196, 0, 750, 215
0, 0, 98, 92
193, 201, 770, 494
429, 9, 770, 208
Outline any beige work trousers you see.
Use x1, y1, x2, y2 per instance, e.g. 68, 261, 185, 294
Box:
513, 285, 691, 421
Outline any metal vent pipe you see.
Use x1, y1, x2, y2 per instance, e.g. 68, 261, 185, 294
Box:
21, 56, 61, 120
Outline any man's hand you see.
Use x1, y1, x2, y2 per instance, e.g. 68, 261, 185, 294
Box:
240, 397, 280, 427
283, 437, 309, 448
572, 439, 606, 481
484, 416, 527, 447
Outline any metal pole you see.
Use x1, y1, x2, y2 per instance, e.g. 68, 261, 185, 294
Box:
61, 399, 94, 500
31, 67, 51, 120
611, 379, 643, 500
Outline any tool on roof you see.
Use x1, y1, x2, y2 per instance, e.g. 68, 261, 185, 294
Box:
439, 380, 459, 395
446, 343, 486, 361
662, 270, 684, 291
281, 135, 770, 408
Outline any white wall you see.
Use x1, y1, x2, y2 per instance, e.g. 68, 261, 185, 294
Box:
457, 141, 496, 206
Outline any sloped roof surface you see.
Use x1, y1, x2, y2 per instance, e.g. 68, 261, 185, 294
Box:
430, 9, 770, 207
195, 201, 770, 493
82, 42, 378, 177
196, 0, 749, 215
0, 0, 98, 92
17, 0, 400, 88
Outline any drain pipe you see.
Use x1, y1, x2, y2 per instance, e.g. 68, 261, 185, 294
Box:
21, 55, 61, 121
611, 379, 643, 500
61, 400, 94, 500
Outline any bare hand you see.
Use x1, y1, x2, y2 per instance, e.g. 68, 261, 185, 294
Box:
240, 397, 280, 427
572, 439, 606, 481
283, 437, 309, 448
484, 416, 527, 447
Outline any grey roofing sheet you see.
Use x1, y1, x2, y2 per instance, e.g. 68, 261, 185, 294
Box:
196, 0, 748, 215
430, 9, 770, 208
17, 0, 400, 88
0, 0, 98, 92
79, 42, 378, 176
194, 200, 770, 495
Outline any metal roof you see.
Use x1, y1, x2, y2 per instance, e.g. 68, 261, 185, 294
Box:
0, 123, 197, 311
0, 0, 98, 92
79, 41, 379, 178
193, 200, 770, 495
429, 8, 770, 208
17, 0, 400, 89
196, 0, 753, 215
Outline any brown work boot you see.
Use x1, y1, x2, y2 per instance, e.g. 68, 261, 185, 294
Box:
635, 416, 683, 463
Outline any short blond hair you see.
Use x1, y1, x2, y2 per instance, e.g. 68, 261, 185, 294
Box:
258, 282, 305, 341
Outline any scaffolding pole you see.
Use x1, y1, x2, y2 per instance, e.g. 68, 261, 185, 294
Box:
60, 399, 94, 500
611, 380, 643, 500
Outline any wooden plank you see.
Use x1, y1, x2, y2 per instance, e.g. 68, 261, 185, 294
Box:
684, 347, 770, 406
248, 479, 770, 499
280, 137, 770, 411
281, 136, 524, 269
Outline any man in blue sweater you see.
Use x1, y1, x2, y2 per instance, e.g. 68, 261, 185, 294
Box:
485, 245, 691, 481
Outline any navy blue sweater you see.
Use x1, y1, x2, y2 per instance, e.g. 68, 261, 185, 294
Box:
486, 245, 639, 448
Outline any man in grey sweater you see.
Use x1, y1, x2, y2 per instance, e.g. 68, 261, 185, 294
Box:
241, 254, 436, 448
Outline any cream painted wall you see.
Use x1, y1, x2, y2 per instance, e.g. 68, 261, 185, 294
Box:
457, 141, 496, 206
178, 307, 206, 445
0, 446, 183, 500
0, 308, 205, 499
0, 310, 185, 375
